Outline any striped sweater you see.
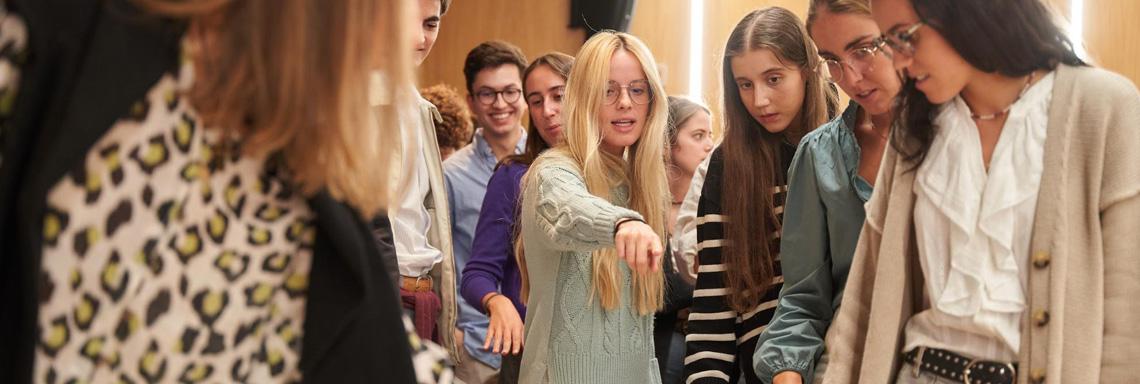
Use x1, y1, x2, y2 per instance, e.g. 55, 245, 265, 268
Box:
684, 145, 793, 384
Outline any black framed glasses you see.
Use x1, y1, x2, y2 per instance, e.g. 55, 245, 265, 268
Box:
475, 87, 523, 105
822, 39, 888, 83
604, 80, 652, 105
877, 21, 924, 58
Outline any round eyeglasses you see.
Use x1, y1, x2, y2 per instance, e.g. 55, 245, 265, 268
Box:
877, 21, 924, 59
604, 80, 652, 105
475, 88, 523, 105
821, 39, 888, 83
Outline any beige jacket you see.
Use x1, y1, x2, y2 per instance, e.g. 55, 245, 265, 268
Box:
389, 96, 460, 362
821, 65, 1140, 384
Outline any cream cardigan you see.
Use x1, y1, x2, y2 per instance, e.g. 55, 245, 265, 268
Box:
821, 65, 1140, 384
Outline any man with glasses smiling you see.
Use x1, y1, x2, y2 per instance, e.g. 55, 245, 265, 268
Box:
443, 40, 530, 384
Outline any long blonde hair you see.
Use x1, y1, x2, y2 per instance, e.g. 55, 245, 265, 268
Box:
136, 0, 413, 217
520, 31, 668, 316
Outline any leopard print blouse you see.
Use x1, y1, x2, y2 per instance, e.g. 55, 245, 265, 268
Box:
33, 59, 314, 383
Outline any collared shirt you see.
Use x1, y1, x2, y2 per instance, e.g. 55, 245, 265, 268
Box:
388, 94, 444, 277
671, 152, 712, 284
460, 161, 530, 318
906, 72, 1055, 362
754, 102, 873, 382
444, 128, 526, 368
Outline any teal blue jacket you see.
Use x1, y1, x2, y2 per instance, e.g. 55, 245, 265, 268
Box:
754, 102, 873, 383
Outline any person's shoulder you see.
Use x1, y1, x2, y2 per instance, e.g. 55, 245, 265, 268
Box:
496, 161, 530, 178
416, 92, 437, 111
708, 145, 725, 166
532, 149, 577, 172
488, 161, 527, 185
802, 115, 845, 148
802, 102, 859, 152
442, 142, 479, 172
1061, 65, 1140, 106
702, 146, 726, 185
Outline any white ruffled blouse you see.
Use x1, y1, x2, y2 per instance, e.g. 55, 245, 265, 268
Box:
904, 72, 1055, 362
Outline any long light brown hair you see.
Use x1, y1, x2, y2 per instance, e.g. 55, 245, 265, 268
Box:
719, 7, 837, 313
807, 0, 871, 31
520, 32, 669, 316
136, 0, 414, 216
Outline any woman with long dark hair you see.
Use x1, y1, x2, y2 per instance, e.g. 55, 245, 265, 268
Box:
824, 0, 1140, 383
683, 7, 838, 384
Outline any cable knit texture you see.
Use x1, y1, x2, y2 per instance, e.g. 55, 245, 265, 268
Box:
518, 151, 661, 384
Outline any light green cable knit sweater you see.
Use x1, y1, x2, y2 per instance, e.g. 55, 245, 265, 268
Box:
518, 151, 661, 384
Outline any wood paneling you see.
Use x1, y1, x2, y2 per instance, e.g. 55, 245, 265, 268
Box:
1082, 0, 1140, 87
418, 0, 585, 92
629, 0, 691, 96
419, 0, 1138, 139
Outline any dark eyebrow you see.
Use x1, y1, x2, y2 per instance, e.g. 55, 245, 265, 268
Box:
424, 16, 440, 23
844, 34, 874, 51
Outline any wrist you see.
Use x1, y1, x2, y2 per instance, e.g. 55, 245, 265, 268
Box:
613, 217, 646, 238
481, 292, 504, 311
773, 370, 803, 384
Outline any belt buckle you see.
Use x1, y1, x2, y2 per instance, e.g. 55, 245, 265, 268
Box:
416, 274, 433, 291
962, 359, 979, 384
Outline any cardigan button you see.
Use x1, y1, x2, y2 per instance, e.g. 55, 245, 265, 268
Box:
1032, 251, 1051, 269
1029, 367, 1046, 383
1033, 309, 1050, 327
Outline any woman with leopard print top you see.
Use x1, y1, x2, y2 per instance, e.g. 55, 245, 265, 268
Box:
0, 0, 450, 383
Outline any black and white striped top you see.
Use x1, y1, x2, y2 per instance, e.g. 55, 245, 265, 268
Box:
683, 145, 793, 384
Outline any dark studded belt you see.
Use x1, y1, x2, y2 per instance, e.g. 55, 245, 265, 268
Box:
903, 346, 1017, 384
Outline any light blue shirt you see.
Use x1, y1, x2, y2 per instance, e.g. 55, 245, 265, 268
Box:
443, 128, 526, 369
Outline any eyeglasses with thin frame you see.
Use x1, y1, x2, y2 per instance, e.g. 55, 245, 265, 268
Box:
876, 21, 924, 58
475, 87, 523, 105
604, 80, 652, 106
821, 38, 889, 83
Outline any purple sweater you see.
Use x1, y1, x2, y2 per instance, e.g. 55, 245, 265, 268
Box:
460, 162, 528, 317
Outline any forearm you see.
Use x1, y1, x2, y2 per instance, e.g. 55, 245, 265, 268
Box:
525, 164, 642, 252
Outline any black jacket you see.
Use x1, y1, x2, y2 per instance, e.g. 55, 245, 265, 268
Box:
0, 1, 414, 383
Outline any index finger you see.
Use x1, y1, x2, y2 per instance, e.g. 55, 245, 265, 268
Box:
651, 240, 663, 271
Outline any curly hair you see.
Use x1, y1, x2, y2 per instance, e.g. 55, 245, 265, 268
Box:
420, 83, 474, 153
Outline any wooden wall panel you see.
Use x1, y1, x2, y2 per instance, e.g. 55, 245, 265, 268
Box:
1045, 0, 1139, 86
629, 0, 691, 96
418, 0, 585, 93
419, 0, 1138, 140
1082, 0, 1140, 87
